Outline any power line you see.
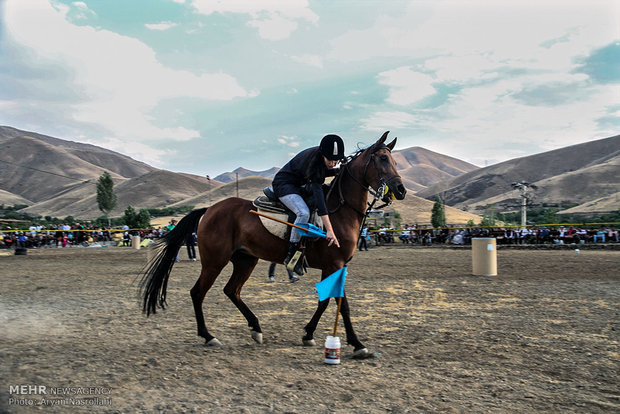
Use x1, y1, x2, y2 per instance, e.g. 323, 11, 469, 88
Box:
0, 159, 90, 183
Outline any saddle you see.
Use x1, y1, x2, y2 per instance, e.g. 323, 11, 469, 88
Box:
252, 187, 323, 240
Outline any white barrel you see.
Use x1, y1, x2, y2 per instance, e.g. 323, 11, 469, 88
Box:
472, 237, 497, 276
131, 235, 141, 250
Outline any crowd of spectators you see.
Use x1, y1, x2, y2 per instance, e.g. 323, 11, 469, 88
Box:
362, 224, 619, 248
3, 222, 618, 250
0, 222, 175, 249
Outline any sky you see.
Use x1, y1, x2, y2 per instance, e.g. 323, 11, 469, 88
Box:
1, 0, 619, 178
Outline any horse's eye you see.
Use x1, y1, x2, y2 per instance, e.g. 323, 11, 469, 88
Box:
380, 155, 389, 162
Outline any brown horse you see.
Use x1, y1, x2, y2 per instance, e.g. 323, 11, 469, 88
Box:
140, 131, 406, 357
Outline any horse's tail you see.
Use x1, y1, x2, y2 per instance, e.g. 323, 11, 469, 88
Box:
139, 207, 208, 316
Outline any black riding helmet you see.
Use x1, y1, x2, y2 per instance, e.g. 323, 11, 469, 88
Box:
319, 134, 345, 161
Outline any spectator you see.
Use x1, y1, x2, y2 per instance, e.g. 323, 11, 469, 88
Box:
267, 262, 299, 283
186, 231, 197, 261
358, 227, 369, 251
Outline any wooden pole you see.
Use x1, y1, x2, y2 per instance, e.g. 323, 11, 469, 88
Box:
250, 210, 310, 233
332, 297, 343, 337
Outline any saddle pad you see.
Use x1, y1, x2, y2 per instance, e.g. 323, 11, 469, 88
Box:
252, 196, 324, 240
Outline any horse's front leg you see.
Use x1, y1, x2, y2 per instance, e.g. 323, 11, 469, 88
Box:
338, 295, 371, 358
302, 298, 330, 346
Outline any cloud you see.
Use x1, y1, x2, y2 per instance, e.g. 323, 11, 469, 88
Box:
277, 135, 301, 148
290, 54, 323, 68
3, 0, 256, 166
145, 22, 178, 31
377, 66, 436, 105
190, 0, 318, 40
360, 111, 418, 131
70, 1, 95, 19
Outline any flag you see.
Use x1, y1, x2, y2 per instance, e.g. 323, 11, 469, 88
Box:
315, 267, 347, 301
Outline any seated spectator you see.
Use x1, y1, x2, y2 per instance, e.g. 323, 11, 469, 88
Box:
608, 226, 619, 242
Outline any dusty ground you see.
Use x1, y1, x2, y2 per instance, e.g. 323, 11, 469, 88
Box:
1, 245, 618, 413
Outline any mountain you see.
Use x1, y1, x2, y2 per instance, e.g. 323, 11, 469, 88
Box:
416, 134, 620, 213
391, 147, 479, 192
0, 125, 155, 203
2, 125, 617, 225
214, 167, 280, 183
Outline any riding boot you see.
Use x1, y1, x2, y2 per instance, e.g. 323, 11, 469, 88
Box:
284, 241, 306, 276
283, 241, 299, 268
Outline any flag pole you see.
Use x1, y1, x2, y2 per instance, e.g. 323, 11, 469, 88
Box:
332, 297, 343, 337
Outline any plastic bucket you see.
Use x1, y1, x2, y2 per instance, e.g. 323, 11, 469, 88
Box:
324, 335, 341, 364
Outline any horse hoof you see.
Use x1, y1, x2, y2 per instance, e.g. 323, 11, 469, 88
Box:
353, 347, 372, 359
251, 331, 263, 344
206, 338, 222, 347
302, 339, 316, 347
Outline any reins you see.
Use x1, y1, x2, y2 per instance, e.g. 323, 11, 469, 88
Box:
326, 144, 400, 237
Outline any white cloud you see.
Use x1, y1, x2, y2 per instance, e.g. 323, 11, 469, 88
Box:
70, 1, 95, 19
377, 66, 436, 105
360, 111, 418, 131
190, 0, 318, 40
145, 21, 178, 31
290, 54, 323, 69
3, 0, 256, 165
277, 135, 301, 148
247, 14, 298, 41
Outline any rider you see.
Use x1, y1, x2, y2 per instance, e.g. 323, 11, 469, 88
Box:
272, 134, 344, 275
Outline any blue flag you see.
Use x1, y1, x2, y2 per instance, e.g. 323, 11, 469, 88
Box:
315, 267, 347, 301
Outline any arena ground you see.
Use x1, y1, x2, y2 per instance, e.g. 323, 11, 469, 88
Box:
1, 245, 618, 412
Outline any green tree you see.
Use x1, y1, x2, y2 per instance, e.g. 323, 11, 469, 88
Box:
431, 196, 446, 228
137, 209, 151, 228
479, 206, 497, 227
123, 205, 138, 228
96, 172, 117, 225
123, 205, 151, 229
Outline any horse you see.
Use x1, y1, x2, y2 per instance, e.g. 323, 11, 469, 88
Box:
140, 131, 407, 357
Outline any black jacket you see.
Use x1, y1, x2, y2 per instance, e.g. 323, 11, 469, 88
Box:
272, 147, 338, 216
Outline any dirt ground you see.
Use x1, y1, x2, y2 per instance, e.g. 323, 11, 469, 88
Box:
1, 245, 618, 413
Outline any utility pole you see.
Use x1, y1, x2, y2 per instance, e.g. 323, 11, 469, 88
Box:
206, 175, 211, 206
511, 181, 537, 228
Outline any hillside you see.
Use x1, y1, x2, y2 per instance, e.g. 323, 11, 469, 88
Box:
1, 125, 617, 225
417, 135, 620, 213
391, 147, 479, 192
0, 126, 155, 203
20, 170, 213, 220
214, 167, 280, 183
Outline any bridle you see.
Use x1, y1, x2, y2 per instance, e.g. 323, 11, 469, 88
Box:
326, 144, 401, 221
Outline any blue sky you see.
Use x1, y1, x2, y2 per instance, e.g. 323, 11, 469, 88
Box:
1, 0, 618, 177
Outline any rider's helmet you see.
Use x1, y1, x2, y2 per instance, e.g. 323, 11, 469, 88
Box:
319, 134, 345, 161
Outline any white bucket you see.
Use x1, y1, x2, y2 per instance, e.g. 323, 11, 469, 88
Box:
132, 235, 141, 250
324, 335, 341, 365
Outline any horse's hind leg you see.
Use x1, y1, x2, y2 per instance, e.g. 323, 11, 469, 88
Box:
190, 263, 226, 346
223, 251, 262, 344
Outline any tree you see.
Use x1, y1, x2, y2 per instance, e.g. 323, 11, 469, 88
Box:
123, 205, 151, 229
137, 209, 151, 228
96, 171, 117, 225
123, 205, 137, 228
431, 196, 446, 228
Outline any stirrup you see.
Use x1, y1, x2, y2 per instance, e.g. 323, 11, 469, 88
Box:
286, 249, 306, 276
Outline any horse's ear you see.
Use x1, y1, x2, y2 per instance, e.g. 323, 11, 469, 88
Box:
377, 131, 389, 145
387, 138, 397, 151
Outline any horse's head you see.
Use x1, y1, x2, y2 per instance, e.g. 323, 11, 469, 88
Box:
359, 131, 407, 201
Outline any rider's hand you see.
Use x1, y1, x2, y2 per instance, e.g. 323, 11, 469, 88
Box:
326, 229, 340, 248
